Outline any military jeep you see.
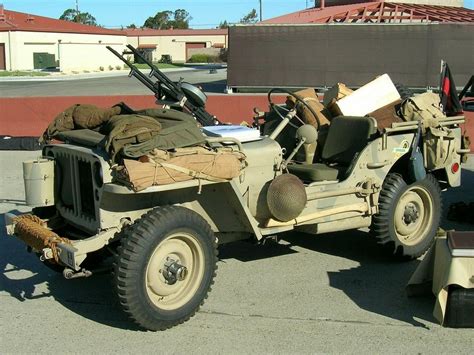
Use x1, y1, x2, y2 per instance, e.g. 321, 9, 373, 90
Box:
4, 47, 469, 331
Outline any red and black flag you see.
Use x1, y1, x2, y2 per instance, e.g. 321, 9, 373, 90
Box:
440, 61, 463, 116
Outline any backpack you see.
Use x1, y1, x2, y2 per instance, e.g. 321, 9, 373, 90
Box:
399, 92, 445, 125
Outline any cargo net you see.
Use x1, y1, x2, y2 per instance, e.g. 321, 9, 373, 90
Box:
13, 214, 71, 263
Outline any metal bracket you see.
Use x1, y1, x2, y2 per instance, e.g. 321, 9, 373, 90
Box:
56, 227, 120, 271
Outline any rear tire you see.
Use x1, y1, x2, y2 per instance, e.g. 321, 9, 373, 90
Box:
115, 206, 218, 331
370, 173, 441, 258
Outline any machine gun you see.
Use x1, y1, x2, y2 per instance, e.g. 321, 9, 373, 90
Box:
107, 44, 220, 126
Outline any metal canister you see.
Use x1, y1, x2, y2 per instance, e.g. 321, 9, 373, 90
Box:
23, 158, 55, 207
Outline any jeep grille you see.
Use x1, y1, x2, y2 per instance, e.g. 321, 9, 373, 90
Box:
43, 145, 101, 234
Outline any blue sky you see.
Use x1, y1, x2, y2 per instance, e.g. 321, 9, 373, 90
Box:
3, 0, 311, 28
4, 0, 474, 29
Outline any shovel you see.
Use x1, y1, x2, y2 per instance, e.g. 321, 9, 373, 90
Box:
409, 124, 426, 182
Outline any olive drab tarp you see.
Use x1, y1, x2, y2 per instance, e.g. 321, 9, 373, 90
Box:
114, 108, 206, 161
40, 104, 122, 143
101, 114, 163, 162
40, 103, 206, 162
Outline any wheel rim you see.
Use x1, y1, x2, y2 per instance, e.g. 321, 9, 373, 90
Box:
394, 185, 434, 246
145, 232, 205, 311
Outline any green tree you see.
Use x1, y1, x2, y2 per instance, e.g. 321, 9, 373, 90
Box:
143, 9, 190, 30
218, 20, 229, 29
59, 8, 97, 26
127, 23, 137, 29
240, 9, 258, 24
169, 9, 191, 29
144, 10, 172, 29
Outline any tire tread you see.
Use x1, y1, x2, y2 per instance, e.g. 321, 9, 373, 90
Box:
370, 173, 441, 258
114, 206, 218, 331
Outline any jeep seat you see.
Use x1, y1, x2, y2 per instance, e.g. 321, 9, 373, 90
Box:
288, 116, 377, 182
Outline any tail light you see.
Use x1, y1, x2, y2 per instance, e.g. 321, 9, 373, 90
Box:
451, 162, 460, 174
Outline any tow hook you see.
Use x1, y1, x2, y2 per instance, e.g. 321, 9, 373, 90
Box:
63, 268, 92, 279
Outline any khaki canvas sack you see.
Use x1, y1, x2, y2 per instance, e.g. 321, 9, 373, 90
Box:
399, 93, 454, 170
118, 147, 246, 191
423, 127, 456, 170
286, 88, 332, 127
399, 93, 445, 127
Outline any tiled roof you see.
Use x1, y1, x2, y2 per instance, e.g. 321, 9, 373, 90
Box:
124, 28, 228, 36
0, 8, 124, 35
262, 1, 474, 24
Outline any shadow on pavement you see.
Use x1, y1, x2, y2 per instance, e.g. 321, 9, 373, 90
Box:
219, 238, 298, 262
286, 230, 433, 328
184, 64, 226, 70
0, 213, 140, 331
220, 228, 433, 327
198, 79, 227, 94
441, 168, 474, 231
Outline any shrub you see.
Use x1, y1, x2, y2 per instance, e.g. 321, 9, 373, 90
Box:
99, 66, 104, 71
108, 65, 114, 71
115, 65, 122, 70
218, 48, 228, 63
187, 54, 220, 63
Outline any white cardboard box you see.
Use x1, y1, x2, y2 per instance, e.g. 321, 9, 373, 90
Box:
335, 74, 401, 117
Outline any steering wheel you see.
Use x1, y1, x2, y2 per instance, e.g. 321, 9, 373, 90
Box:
267, 88, 321, 130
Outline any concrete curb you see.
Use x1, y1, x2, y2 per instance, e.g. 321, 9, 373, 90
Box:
0, 67, 195, 82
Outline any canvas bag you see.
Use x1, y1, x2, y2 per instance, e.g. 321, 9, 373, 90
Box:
118, 147, 246, 191
399, 93, 445, 126
423, 127, 456, 170
400, 93, 451, 170
286, 88, 332, 127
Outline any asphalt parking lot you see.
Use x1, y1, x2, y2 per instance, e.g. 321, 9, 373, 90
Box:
0, 67, 227, 97
1, 151, 473, 353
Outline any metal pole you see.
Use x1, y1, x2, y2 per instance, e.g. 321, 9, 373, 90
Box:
259, 0, 262, 21
75, 0, 79, 12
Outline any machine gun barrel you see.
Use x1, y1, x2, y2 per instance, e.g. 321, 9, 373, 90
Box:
126, 45, 181, 96
125, 45, 219, 126
106, 46, 158, 94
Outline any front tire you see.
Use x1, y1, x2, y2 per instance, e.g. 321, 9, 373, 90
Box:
370, 173, 441, 258
115, 206, 218, 331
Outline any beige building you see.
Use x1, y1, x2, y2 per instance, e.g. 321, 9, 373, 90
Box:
125, 28, 228, 63
0, 7, 126, 72
0, 6, 229, 71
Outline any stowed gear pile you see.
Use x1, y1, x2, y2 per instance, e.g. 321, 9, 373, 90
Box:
40, 103, 247, 191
